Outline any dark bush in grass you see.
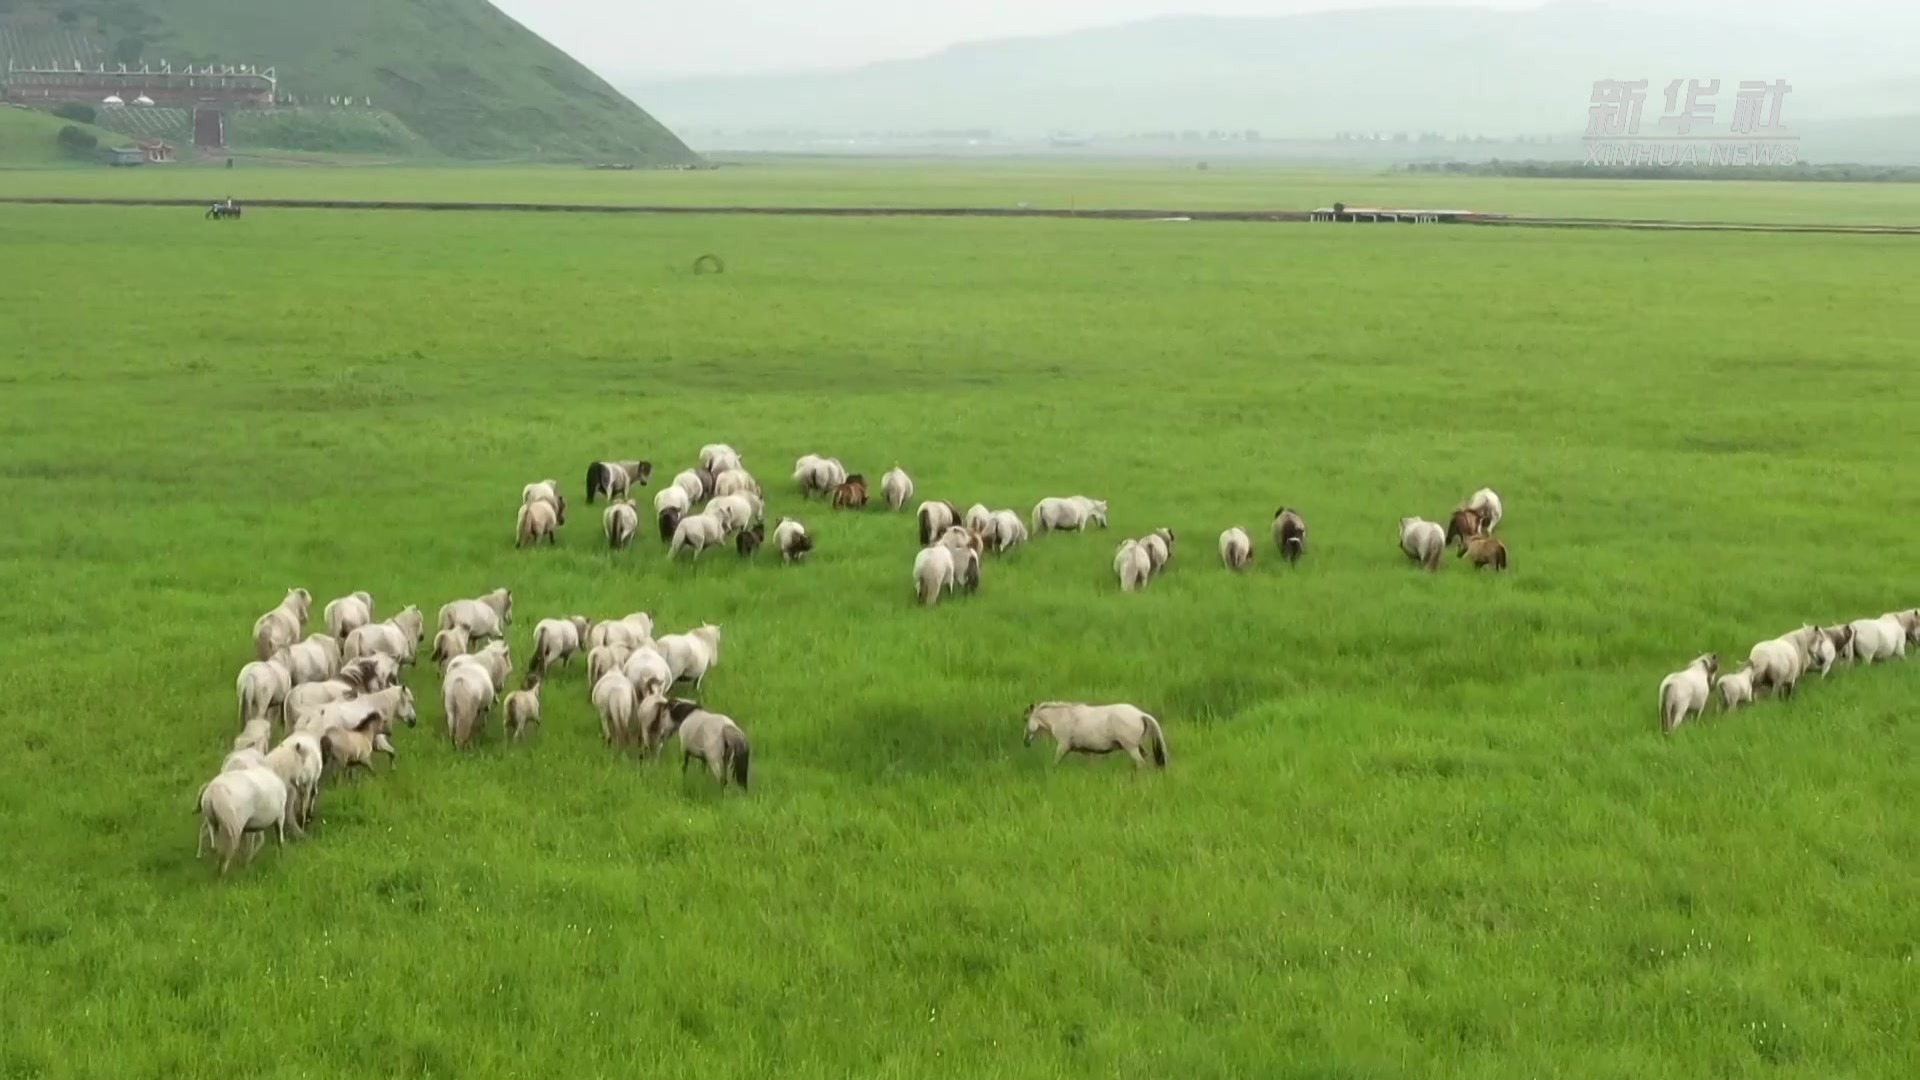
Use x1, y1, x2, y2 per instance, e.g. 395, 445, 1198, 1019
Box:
52, 103, 97, 125
56, 125, 98, 157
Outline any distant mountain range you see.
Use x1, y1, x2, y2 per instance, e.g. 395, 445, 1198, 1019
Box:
631, 2, 1912, 150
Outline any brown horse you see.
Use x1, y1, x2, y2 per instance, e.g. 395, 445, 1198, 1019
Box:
1272, 508, 1307, 565
1459, 535, 1508, 571
832, 475, 869, 510
1445, 507, 1484, 551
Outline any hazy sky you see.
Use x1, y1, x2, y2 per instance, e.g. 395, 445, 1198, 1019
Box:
492, 0, 1891, 81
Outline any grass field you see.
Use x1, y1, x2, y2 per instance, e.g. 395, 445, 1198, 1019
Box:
3, 157, 1920, 225
2, 195, 1917, 1079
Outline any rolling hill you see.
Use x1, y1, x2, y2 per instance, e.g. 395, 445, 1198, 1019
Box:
634, 1, 1911, 148
0, 104, 122, 165
0, 0, 696, 162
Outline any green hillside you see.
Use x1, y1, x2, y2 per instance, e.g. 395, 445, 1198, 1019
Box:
0, 0, 696, 163
0, 104, 121, 164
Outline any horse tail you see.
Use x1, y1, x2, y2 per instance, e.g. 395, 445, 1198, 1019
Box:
252, 619, 276, 662
514, 505, 533, 548
1659, 682, 1680, 733
1142, 713, 1168, 768
725, 727, 750, 790
1284, 536, 1303, 565
1497, 545, 1509, 571
917, 567, 940, 605
917, 506, 934, 546
531, 625, 551, 674
585, 462, 604, 504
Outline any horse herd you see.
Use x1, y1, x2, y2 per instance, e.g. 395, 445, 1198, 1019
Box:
200, 582, 756, 876
554, 450, 1513, 603
1657, 613, 1920, 734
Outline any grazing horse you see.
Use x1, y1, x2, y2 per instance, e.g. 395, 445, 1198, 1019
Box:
737, 522, 765, 557
833, 475, 869, 509
1459, 535, 1508, 571
1272, 508, 1307, 565
1023, 702, 1167, 769
206, 199, 242, 220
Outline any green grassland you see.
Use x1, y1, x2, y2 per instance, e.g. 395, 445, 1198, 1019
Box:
1, 198, 1916, 1079
3, 157, 1920, 225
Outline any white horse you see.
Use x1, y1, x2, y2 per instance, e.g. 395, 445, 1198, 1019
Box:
1399, 517, 1446, 572
1023, 702, 1167, 768
515, 499, 561, 547
296, 685, 417, 737
504, 676, 542, 742
1141, 528, 1175, 575
522, 479, 561, 508
236, 657, 293, 726
1467, 488, 1504, 532
986, 510, 1028, 553
283, 656, 396, 725
708, 493, 762, 531
265, 733, 325, 829
438, 589, 512, 641
655, 624, 723, 687
587, 644, 632, 691
914, 544, 956, 605
591, 669, 639, 746
653, 485, 691, 515
233, 718, 274, 756
1219, 527, 1252, 571
964, 504, 993, 536
1658, 652, 1719, 733
430, 627, 470, 671
251, 588, 312, 661
1851, 612, 1918, 663
604, 499, 638, 549
672, 468, 710, 503
588, 612, 654, 651
276, 634, 342, 686
672, 704, 751, 790
713, 469, 759, 499
345, 605, 426, 665
531, 616, 590, 674
916, 500, 959, 546
450, 641, 512, 695
322, 591, 374, 641
774, 517, 812, 563
793, 454, 847, 499
196, 766, 290, 876
669, 511, 732, 560
1717, 667, 1755, 711
1749, 626, 1820, 698
881, 467, 914, 511
700, 443, 742, 474
621, 645, 674, 698
443, 663, 496, 750
1031, 497, 1107, 535
1114, 539, 1152, 593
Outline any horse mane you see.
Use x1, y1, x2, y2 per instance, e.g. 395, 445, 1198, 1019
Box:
667, 699, 703, 723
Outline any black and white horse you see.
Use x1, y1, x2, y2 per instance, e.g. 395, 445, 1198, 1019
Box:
206, 200, 242, 220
